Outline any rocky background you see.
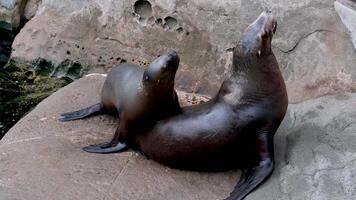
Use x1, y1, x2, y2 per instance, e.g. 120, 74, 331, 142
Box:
0, 0, 356, 199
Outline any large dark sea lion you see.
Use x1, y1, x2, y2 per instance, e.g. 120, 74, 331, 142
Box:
60, 51, 181, 153
135, 11, 288, 200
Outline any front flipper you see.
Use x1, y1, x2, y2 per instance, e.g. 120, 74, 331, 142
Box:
83, 142, 128, 154
83, 113, 129, 154
59, 103, 105, 121
226, 132, 274, 200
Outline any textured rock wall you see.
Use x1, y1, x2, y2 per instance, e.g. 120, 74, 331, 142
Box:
5, 0, 356, 103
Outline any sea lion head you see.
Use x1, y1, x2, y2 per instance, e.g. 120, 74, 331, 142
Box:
234, 11, 277, 59
143, 51, 180, 88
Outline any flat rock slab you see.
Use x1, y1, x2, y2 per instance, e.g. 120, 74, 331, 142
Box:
0, 74, 238, 200
1, 74, 356, 200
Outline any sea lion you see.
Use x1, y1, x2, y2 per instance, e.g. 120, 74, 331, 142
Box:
134, 11, 287, 200
59, 51, 181, 153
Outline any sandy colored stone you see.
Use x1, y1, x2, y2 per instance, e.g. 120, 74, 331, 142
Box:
0, 74, 239, 200
2, 74, 356, 199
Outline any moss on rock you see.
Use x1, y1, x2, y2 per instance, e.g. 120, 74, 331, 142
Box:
0, 58, 88, 138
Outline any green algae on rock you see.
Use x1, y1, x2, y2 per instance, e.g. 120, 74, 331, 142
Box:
0, 58, 88, 138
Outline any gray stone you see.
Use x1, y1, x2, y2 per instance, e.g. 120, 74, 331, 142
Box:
23, 0, 41, 20
0, 0, 24, 26
335, 0, 356, 50
0, 0, 16, 10
247, 93, 356, 200
0, 0, 40, 28
8, 0, 356, 103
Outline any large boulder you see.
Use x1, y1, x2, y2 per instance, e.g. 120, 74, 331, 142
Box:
1, 74, 356, 200
248, 93, 356, 200
8, 0, 356, 103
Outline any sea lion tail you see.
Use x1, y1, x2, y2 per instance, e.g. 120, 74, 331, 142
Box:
59, 103, 105, 121
225, 132, 274, 200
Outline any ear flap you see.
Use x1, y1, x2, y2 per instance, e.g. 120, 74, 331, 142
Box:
273, 21, 277, 34
260, 30, 272, 56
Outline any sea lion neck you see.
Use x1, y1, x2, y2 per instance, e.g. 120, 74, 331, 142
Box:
231, 53, 273, 78
219, 53, 283, 106
142, 74, 175, 98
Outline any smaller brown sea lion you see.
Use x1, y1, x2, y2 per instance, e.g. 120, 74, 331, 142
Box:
59, 51, 181, 153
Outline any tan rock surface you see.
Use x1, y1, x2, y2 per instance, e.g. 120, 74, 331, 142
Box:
2, 74, 356, 200
0, 74, 239, 200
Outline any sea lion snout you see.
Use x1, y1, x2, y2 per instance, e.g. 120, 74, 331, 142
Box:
166, 50, 178, 58
234, 11, 277, 58
162, 50, 180, 70
263, 11, 277, 35
145, 51, 180, 82
250, 11, 276, 37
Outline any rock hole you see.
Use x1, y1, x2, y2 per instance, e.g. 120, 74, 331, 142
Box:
155, 18, 163, 25
116, 57, 121, 61
164, 16, 178, 30
186, 31, 190, 36
120, 59, 127, 63
66, 50, 71, 55
176, 27, 183, 33
134, 0, 152, 19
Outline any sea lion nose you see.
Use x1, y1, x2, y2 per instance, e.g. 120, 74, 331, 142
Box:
167, 50, 178, 59
165, 50, 180, 68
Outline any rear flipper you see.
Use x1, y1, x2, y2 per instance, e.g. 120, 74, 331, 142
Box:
226, 132, 274, 200
59, 103, 105, 121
